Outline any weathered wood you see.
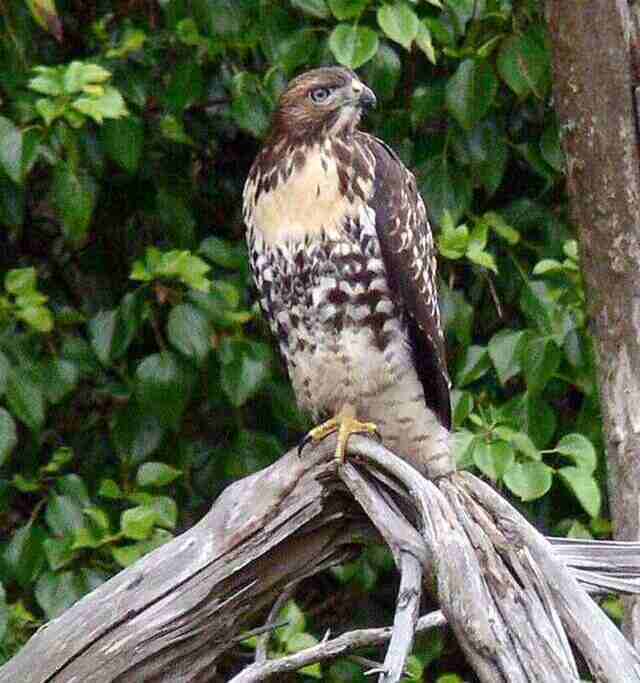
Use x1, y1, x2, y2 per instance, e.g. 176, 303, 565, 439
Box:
230, 611, 447, 683
1, 437, 639, 682
547, 0, 640, 644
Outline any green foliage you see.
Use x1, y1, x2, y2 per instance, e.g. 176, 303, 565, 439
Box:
0, 0, 609, 678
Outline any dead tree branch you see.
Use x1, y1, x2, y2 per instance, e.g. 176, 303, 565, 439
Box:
1, 436, 639, 682
230, 610, 447, 683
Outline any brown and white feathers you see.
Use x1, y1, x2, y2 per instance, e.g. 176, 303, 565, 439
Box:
243, 67, 452, 476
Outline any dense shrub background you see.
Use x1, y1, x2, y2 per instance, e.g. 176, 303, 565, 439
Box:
0, 0, 615, 679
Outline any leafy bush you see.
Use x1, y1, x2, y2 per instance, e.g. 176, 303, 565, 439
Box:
0, 0, 609, 677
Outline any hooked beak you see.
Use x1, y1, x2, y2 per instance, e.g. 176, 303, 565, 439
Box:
358, 85, 377, 110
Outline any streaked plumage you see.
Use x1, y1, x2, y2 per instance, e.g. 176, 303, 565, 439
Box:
243, 67, 452, 477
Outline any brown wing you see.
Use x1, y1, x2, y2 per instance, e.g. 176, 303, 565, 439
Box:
360, 132, 451, 429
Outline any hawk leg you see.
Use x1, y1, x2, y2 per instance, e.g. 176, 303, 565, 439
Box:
298, 404, 380, 463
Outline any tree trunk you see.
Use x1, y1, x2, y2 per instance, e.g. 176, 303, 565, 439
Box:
546, 0, 640, 645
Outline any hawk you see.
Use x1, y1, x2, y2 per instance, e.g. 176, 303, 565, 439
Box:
243, 67, 453, 479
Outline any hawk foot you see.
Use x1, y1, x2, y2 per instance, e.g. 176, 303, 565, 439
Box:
298, 414, 380, 463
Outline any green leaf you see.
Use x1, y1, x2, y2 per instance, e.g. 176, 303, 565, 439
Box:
51, 163, 98, 243
329, 24, 379, 70
164, 60, 204, 113
276, 600, 306, 645
35, 97, 67, 126
42, 359, 79, 404
111, 404, 166, 464
148, 496, 177, 529
35, 570, 85, 619
160, 114, 195, 146
455, 345, 490, 387
473, 440, 515, 481
137, 462, 182, 488
445, 59, 498, 130
555, 433, 597, 473
270, 28, 319, 75
521, 335, 561, 395
106, 28, 147, 59
328, 0, 370, 20
199, 236, 247, 270
500, 392, 557, 449
405, 655, 424, 681
416, 23, 436, 64
483, 211, 519, 244
466, 244, 497, 272
56, 474, 90, 506
43, 537, 76, 571
291, 0, 330, 18
156, 189, 196, 248
111, 529, 172, 568
5, 267, 36, 295
102, 116, 144, 173
219, 339, 271, 407
540, 120, 563, 172
3, 522, 46, 588
42, 446, 73, 474
131, 247, 211, 291
121, 505, 156, 540
451, 389, 473, 428
0, 116, 24, 184
113, 291, 146, 359
519, 281, 554, 336
0, 408, 17, 466
71, 86, 128, 123
0, 351, 8, 396
503, 461, 552, 501
21, 128, 42, 179
437, 219, 468, 259
230, 72, 271, 139
45, 495, 86, 538
418, 155, 472, 224
363, 42, 401, 102
88, 309, 118, 366
167, 304, 211, 365
473, 130, 508, 196
16, 304, 54, 333
6, 368, 46, 434
377, 3, 419, 51
0, 173, 24, 226
29, 66, 65, 96
497, 31, 551, 98
62, 62, 111, 93
505, 430, 540, 461
558, 467, 601, 518
488, 329, 525, 386
0, 584, 7, 642
135, 352, 195, 431
98, 479, 123, 499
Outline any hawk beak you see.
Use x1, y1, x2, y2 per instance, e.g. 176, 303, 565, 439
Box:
358, 85, 377, 110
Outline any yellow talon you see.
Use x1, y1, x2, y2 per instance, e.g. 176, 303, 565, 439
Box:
298, 408, 380, 463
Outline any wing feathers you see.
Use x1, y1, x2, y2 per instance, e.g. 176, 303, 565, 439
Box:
361, 133, 451, 429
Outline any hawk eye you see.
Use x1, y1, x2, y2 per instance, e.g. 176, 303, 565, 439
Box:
309, 87, 332, 104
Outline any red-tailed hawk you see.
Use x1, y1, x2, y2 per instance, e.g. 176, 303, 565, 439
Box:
243, 67, 453, 478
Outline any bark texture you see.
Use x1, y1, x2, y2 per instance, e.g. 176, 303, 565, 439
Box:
547, 0, 640, 644
1, 437, 639, 683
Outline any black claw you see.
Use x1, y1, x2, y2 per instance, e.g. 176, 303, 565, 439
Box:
297, 434, 313, 457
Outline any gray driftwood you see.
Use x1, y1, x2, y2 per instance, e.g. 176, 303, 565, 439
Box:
1, 436, 640, 682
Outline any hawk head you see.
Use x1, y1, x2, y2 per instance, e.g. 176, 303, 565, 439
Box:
271, 67, 376, 140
